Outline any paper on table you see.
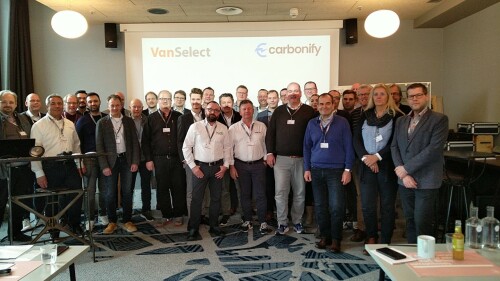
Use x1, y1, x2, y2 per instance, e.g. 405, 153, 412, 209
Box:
0, 245, 33, 260
370, 247, 417, 265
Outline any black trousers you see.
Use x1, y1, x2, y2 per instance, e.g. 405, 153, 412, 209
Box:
189, 164, 223, 230
154, 156, 186, 218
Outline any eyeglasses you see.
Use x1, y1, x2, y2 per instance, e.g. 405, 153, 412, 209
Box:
407, 93, 426, 100
206, 108, 220, 113
158, 98, 172, 101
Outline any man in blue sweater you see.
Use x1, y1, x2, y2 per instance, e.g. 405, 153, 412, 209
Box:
303, 93, 354, 253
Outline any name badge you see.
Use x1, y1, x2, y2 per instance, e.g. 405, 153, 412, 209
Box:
320, 143, 329, 149
163, 128, 170, 133
19, 131, 28, 137
375, 134, 383, 142
116, 138, 121, 144
287, 120, 295, 125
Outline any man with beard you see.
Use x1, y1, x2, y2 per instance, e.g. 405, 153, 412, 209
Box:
182, 101, 231, 241
75, 90, 88, 115
62, 94, 82, 124
76, 92, 108, 230
217, 93, 241, 226
266, 82, 315, 235
142, 91, 158, 116
389, 83, 411, 115
177, 88, 204, 219
142, 90, 186, 226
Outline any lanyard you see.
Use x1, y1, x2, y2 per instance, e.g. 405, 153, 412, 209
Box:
49, 116, 65, 137
111, 118, 123, 139
205, 122, 217, 144
241, 122, 254, 141
286, 103, 302, 120
319, 115, 334, 142
158, 109, 172, 127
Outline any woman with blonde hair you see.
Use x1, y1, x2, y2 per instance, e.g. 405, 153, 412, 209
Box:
353, 83, 404, 255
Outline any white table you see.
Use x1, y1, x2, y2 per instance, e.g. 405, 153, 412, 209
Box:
366, 244, 500, 281
8, 245, 89, 281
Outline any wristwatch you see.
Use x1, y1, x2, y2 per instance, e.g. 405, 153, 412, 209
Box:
344, 169, 351, 172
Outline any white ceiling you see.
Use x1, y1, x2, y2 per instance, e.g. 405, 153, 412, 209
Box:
35, 0, 499, 28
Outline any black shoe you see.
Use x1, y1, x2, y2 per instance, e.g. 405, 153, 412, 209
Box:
12, 233, 32, 242
209, 227, 225, 236
187, 229, 201, 241
219, 215, 230, 227
200, 215, 210, 225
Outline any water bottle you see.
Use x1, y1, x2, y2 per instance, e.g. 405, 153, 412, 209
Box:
465, 207, 482, 249
481, 206, 499, 249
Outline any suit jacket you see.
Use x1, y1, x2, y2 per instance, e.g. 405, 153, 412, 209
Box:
256, 109, 272, 127
391, 109, 448, 189
19, 111, 45, 126
96, 115, 140, 170
217, 111, 241, 128
177, 110, 205, 162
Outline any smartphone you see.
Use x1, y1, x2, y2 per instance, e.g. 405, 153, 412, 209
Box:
57, 245, 70, 256
375, 247, 406, 260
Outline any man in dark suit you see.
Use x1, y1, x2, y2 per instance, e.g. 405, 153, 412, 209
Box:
20, 93, 45, 126
142, 91, 158, 116
173, 90, 190, 115
391, 83, 448, 243
177, 88, 204, 219
96, 94, 140, 234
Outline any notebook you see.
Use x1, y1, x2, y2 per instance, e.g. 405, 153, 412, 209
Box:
0, 139, 36, 158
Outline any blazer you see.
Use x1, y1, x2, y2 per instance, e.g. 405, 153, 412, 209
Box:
177, 110, 204, 162
96, 115, 140, 170
391, 109, 448, 189
19, 111, 45, 126
256, 109, 272, 127
217, 111, 241, 128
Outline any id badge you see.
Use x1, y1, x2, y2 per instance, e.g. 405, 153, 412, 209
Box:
375, 134, 383, 142
163, 128, 170, 133
320, 143, 329, 149
116, 138, 121, 144
19, 131, 28, 137
287, 120, 295, 125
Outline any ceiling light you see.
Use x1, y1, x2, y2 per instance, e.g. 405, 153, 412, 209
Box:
51, 10, 88, 39
364, 10, 400, 38
148, 8, 168, 15
216, 6, 243, 16
290, 8, 299, 18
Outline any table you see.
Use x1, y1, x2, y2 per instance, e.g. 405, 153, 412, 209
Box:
366, 244, 500, 281
1, 245, 88, 281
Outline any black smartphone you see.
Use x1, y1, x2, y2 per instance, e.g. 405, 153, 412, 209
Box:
376, 247, 406, 260
57, 245, 70, 256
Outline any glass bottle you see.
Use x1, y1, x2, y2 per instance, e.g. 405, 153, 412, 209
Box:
465, 207, 482, 249
481, 206, 500, 249
452, 220, 464, 260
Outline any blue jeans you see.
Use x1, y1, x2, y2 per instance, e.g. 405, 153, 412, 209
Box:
312, 168, 345, 241
399, 185, 439, 243
359, 159, 398, 243
103, 156, 133, 223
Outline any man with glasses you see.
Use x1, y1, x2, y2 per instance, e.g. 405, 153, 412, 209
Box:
303, 81, 318, 105
62, 94, 82, 124
183, 101, 231, 240
142, 90, 186, 226
173, 90, 190, 114
391, 83, 448, 243
389, 84, 411, 115
233, 85, 249, 112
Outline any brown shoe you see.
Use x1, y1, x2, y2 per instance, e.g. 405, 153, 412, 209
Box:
329, 240, 341, 253
350, 228, 366, 242
103, 222, 117, 234
363, 237, 377, 255
315, 238, 332, 249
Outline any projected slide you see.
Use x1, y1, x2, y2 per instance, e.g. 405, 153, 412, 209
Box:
141, 35, 331, 102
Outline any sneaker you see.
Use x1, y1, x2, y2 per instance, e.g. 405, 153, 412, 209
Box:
123, 221, 138, 233
141, 211, 154, 221
240, 221, 253, 232
21, 219, 33, 232
293, 223, 304, 234
85, 220, 95, 231
99, 215, 109, 225
259, 222, 272, 235
275, 224, 289, 235
103, 222, 117, 234
219, 215, 230, 226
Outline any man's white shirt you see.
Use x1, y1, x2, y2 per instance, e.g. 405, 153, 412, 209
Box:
228, 120, 267, 164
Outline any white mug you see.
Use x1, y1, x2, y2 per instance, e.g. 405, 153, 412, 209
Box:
417, 235, 435, 259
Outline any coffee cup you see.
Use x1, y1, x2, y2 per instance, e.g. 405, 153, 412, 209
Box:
417, 235, 435, 259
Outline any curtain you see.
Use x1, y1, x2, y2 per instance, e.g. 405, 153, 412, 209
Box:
8, 0, 33, 112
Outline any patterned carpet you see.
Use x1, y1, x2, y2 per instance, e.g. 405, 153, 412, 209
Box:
16, 213, 398, 281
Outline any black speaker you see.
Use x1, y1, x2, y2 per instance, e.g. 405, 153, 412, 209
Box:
105, 23, 117, 48
345, 18, 358, 45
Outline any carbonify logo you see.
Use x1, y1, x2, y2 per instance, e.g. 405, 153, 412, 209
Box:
255, 43, 322, 57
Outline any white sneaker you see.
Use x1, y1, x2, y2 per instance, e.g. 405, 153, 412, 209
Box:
85, 220, 95, 231
99, 215, 109, 225
21, 219, 33, 232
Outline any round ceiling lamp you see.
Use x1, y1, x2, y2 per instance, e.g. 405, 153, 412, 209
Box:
364, 9, 400, 38
51, 10, 88, 39
216, 6, 243, 16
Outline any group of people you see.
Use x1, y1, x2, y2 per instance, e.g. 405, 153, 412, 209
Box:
0, 81, 448, 255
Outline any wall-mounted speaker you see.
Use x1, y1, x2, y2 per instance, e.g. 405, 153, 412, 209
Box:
105, 23, 117, 48
345, 18, 358, 45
